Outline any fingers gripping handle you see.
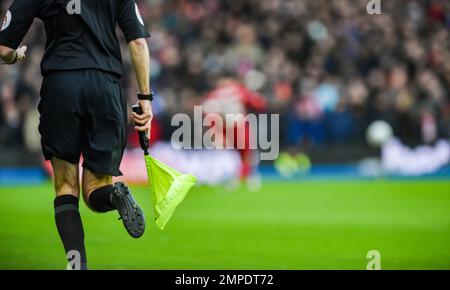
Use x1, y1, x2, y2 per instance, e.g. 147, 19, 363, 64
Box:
132, 104, 149, 155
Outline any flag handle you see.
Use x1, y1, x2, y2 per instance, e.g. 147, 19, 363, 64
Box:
132, 104, 157, 214
131, 104, 149, 155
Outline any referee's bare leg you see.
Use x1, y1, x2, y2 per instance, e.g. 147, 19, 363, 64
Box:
51, 157, 87, 270
82, 168, 113, 212
82, 168, 145, 239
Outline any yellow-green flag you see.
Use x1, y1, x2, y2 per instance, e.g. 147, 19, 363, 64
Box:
144, 155, 197, 230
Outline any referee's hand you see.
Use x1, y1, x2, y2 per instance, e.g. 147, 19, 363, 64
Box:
132, 100, 153, 136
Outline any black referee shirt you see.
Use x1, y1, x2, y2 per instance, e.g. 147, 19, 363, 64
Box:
0, 0, 150, 77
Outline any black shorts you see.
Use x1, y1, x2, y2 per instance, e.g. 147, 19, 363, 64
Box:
38, 69, 127, 176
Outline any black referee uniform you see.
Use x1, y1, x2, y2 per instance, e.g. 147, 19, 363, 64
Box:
0, 0, 150, 176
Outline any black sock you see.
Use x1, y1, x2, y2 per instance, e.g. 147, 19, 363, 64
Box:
88, 185, 116, 212
54, 195, 87, 270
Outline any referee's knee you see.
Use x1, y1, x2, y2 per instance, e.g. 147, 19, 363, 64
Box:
51, 158, 80, 198
82, 170, 114, 212
54, 175, 80, 198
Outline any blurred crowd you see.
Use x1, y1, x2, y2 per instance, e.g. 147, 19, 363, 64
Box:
1, 0, 450, 155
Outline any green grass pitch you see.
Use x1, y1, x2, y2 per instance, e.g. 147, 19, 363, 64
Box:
0, 180, 449, 269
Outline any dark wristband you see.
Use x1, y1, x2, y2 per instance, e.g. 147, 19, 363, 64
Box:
137, 91, 154, 101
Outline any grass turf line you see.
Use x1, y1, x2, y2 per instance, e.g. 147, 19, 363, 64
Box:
0, 180, 448, 269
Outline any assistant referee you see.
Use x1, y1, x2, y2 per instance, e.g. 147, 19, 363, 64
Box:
0, 0, 153, 270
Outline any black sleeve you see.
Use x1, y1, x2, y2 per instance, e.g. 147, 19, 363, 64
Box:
0, 0, 41, 49
118, 0, 151, 43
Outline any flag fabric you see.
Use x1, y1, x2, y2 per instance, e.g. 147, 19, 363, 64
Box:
144, 155, 197, 230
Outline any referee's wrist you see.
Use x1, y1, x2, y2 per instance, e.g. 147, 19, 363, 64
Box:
137, 90, 154, 101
